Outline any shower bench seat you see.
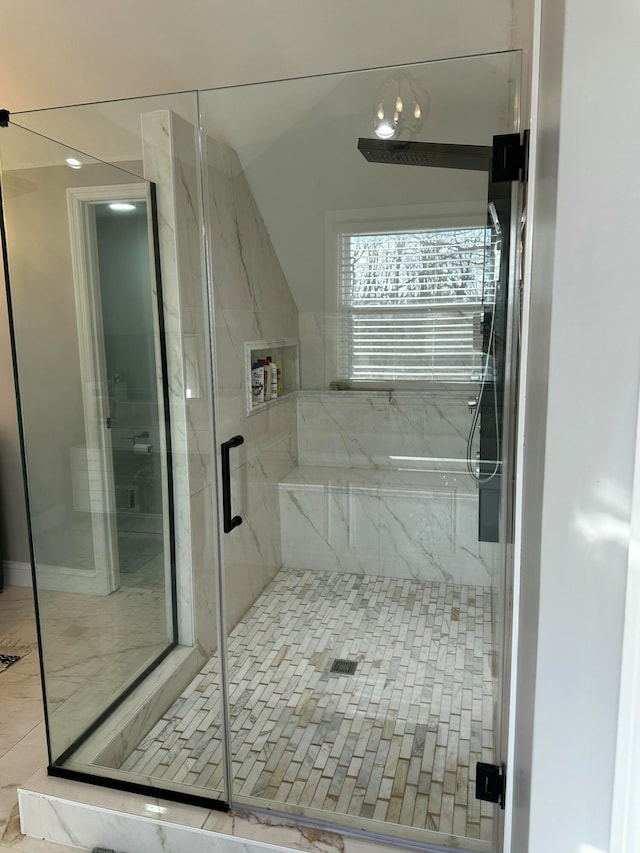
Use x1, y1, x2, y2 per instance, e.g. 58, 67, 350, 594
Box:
278, 464, 498, 586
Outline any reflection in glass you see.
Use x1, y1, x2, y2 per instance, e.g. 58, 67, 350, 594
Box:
0, 126, 175, 761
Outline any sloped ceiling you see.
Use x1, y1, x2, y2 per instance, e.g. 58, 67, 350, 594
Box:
0, 0, 524, 112
202, 53, 520, 313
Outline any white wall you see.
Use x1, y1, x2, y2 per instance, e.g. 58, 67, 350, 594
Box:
0, 249, 29, 564
96, 208, 157, 405
0, 161, 139, 564
511, 0, 640, 849
0, 0, 519, 112
506, 0, 562, 844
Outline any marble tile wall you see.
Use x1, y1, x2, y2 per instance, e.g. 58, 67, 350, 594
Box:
283, 391, 499, 586
297, 390, 476, 469
279, 468, 499, 587
298, 310, 340, 390
205, 136, 299, 631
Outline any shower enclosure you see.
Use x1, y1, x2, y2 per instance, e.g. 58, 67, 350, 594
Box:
0, 50, 522, 852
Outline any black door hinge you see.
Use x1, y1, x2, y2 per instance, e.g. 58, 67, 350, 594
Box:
476, 761, 506, 809
106, 417, 112, 429
0, 110, 10, 128
492, 131, 528, 183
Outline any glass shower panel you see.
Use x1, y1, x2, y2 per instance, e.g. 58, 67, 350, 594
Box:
197, 52, 520, 849
6, 92, 229, 806
0, 124, 176, 763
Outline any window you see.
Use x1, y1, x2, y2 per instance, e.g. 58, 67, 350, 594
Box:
338, 226, 497, 384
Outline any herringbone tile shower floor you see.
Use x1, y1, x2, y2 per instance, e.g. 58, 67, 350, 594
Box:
121, 569, 497, 842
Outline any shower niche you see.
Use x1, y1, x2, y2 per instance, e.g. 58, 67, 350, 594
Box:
0, 50, 522, 853
245, 337, 299, 414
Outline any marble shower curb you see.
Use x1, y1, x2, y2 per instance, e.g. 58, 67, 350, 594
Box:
18, 789, 304, 853
16, 788, 401, 853
16, 783, 485, 853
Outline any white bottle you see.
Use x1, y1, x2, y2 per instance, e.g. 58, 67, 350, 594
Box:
270, 362, 278, 399
251, 362, 264, 407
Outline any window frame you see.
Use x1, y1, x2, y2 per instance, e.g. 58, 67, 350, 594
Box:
327, 204, 495, 390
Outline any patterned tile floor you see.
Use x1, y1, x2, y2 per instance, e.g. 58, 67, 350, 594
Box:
121, 569, 497, 843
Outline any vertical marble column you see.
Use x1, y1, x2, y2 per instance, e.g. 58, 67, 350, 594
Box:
141, 110, 218, 653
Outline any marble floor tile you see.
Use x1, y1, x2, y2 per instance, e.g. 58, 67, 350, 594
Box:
0, 588, 81, 852
0, 587, 46, 849
0, 588, 38, 647
0, 726, 47, 846
120, 568, 498, 842
35, 576, 170, 759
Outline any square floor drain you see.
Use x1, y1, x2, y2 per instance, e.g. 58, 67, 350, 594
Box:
330, 658, 358, 675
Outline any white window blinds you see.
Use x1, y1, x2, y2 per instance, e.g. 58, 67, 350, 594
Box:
338, 227, 497, 383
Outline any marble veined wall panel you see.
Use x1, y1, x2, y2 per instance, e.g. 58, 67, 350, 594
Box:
142, 110, 218, 654
297, 390, 476, 469
280, 468, 497, 586
206, 136, 299, 630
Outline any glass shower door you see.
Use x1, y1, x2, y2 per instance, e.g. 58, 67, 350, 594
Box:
0, 122, 176, 764
197, 52, 520, 850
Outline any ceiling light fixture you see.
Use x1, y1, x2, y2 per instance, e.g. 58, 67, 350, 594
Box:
372, 72, 429, 141
109, 202, 136, 212
65, 157, 82, 169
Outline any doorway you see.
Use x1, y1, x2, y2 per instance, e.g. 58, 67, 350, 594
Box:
67, 183, 171, 601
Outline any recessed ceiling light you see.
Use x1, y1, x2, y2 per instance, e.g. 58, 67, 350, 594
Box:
109, 202, 136, 212
65, 157, 82, 169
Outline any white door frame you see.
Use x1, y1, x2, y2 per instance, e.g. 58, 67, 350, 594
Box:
66, 182, 153, 596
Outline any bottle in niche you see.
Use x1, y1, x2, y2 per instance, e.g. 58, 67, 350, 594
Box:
261, 358, 271, 402
251, 361, 264, 407
270, 361, 278, 399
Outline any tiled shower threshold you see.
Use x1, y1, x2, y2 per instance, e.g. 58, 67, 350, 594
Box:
17, 781, 488, 853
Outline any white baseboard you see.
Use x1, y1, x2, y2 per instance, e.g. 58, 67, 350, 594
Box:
3, 560, 100, 595
4, 560, 32, 588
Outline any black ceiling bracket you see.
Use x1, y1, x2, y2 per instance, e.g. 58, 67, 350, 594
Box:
0, 110, 10, 128
492, 131, 529, 183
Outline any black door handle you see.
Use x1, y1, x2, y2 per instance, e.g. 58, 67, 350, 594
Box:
221, 435, 244, 533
